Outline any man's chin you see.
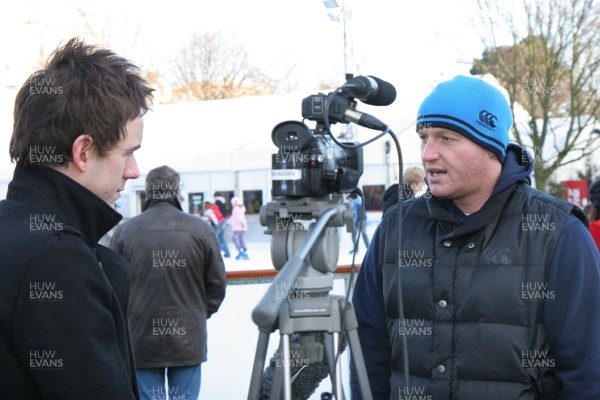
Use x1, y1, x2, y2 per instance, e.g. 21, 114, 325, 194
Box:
106, 195, 120, 210
428, 186, 446, 198
429, 187, 455, 200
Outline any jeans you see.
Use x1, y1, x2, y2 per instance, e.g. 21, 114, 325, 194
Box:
232, 230, 247, 251
214, 222, 230, 257
137, 364, 201, 400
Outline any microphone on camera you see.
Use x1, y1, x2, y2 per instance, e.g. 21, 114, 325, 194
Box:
343, 108, 388, 131
301, 75, 394, 131
339, 75, 396, 106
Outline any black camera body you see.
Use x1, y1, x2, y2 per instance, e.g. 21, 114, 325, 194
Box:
270, 118, 363, 198
301, 93, 349, 124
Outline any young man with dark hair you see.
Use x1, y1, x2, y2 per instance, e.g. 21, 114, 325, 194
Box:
0, 38, 153, 399
351, 76, 600, 399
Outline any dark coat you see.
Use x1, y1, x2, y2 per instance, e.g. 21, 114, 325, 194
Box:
352, 145, 600, 399
0, 165, 139, 399
109, 201, 227, 368
381, 184, 566, 399
382, 183, 414, 216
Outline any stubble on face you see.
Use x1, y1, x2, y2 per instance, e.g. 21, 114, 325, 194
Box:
420, 127, 502, 214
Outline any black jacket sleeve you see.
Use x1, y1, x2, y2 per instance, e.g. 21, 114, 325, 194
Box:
13, 239, 138, 399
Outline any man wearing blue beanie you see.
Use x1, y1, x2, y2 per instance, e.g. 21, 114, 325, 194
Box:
351, 75, 600, 399
417, 75, 512, 162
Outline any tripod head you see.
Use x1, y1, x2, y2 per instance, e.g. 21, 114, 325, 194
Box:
252, 194, 355, 332
260, 194, 353, 273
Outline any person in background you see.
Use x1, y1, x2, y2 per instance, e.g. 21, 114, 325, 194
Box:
584, 204, 595, 223
214, 194, 228, 219
204, 199, 231, 258
382, 166, 426, 215
110, 165, 226, 400
351, 75, 600, 399
214, 195, 232, 258
588, 177, 600, 250
227, 196, 249, 260
348, 192, 370, 254
0, 38, 153, 399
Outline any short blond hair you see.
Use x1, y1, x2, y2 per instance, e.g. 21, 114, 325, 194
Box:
403, 167, 425, 186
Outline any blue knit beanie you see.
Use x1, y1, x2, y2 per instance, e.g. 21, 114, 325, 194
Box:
416, 75, 512, 162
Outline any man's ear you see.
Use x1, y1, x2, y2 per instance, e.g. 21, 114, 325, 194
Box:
71, 134, 95, 172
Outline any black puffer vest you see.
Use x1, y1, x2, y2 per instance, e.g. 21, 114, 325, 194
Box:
380, 183, 582, 400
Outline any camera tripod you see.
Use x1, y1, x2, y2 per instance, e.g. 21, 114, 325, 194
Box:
247, 196, 372, 400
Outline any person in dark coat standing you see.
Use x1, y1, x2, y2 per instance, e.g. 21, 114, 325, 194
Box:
0, 38, 153, 399
110, 165, 227, 400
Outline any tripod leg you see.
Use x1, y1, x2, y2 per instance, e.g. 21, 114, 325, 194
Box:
332, 332, 345, 400
322, 332, 336, 380
281, 333, 292, 400
247, 330, 270, 400
270, 341, 284, 399
345, 318, 373, 399
321, 331, 346, 400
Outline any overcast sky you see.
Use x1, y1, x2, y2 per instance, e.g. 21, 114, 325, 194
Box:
0, 0, 490, 180
0, 0, 487, 86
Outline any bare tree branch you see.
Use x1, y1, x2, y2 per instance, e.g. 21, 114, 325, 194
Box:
166, 31, 281, 102
472, 0, 600, 191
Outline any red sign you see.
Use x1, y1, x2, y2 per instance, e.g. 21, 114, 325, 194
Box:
562, 180, 589, 207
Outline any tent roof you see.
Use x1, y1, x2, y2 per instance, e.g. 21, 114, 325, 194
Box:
136, 91, 427, 174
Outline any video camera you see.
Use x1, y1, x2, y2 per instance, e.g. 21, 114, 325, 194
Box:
270, 119, 363, 198
269, 75, 396, 198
